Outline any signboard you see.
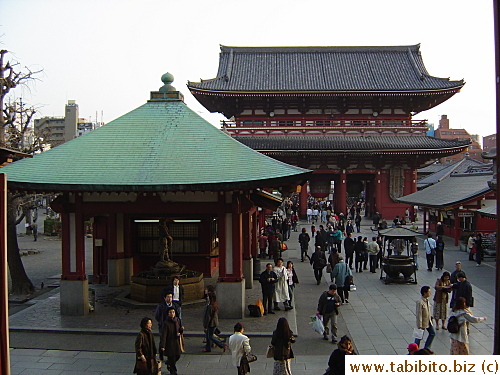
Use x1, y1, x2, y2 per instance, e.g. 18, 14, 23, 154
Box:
458, 212, 475, 217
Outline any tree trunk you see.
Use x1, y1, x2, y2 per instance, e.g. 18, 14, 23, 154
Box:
7, 194, 34, 295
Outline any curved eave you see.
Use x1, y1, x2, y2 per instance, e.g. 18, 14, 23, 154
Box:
397, 187, 492, 208
188, 86, 464, 97
6, 172, 312, 194
257, 145, 470, 156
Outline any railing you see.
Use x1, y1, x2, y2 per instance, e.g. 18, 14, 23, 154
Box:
221, 118, 429, 135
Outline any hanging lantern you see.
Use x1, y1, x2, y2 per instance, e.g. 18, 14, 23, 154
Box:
309, 179, 330, 198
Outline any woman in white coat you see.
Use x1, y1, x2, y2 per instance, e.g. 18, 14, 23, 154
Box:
273, 258, 291, 311
449, 297, 487, 355
228, 322, 251, 375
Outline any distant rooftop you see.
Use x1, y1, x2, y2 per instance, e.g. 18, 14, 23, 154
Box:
188, 44, 464, 93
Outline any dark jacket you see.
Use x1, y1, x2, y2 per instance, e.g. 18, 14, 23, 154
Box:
288, 267, 299, 284
259, 270, 278, 295
315, 229, 328, 247
161, 285, 185, 306
327, 348, 356, 375
154, 301, 181, 331
134, 328, 158, 374
298, 232, 310, 249
354, 240, 366, 256
344, 237, 355, 255
453, 279, 473, 307
203, 304, 219, 329
271, 329, 295, 360
317, 290, 342, 315
310, 249, 327, 269
160, 316, 183, 357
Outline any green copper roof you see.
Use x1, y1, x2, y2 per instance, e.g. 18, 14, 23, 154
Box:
2, 90, 310, 192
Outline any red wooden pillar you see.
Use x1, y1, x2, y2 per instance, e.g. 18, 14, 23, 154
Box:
60, 194, 89, 316
231, 197, 243, 279
423, 207, 428, 233
251, 210, 258, 257
61, 194, 86, 280
242, 210, 254, 288
337, 171, 347, 215
0, 174, 10, 375
217, 203, 228, 278
242, 212, 251, 260
217, 193, 245, 318
299, 183, 308, 219
453, 208, 460, 246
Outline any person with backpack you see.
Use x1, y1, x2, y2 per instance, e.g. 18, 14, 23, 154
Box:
449, 297, 487, 355
317, 284, 342, 343
311, 246, 327, 285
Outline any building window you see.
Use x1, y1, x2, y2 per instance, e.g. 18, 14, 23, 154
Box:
169, 222, 199, 253
136, 223, 161, 254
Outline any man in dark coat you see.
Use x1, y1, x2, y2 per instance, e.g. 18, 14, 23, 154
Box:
298, 228, 311, 262
315, 225, 328, 251
354, 213, 362, 233
343, 232, 355, 270
259, 263, 278, 315
310, 246, 327, 285
154, 290, 181, 359
354, 236, 366, 273
160, 307, 183, 374
452, 271, 473, 308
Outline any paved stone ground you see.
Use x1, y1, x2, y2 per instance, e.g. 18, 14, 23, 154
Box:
8, 217, 496, 374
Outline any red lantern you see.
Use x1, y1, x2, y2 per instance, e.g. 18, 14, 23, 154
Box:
309, 179, 330, 198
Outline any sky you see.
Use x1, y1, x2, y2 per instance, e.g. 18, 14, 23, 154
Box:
0, 0, 496, 139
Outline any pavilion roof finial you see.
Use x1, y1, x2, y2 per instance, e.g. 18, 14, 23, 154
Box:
159, 72, 176, 92
150, 72, 184, 102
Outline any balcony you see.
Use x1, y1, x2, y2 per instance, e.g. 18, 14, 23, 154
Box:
221, 118, 429, 136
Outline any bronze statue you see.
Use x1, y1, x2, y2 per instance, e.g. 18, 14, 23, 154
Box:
159, 217, 173, 262
155, 218, 185, 275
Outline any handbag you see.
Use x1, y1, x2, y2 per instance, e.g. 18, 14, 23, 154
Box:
179, 333, 185, 353
326, 264, 332, 273
282, 242, 288, 250
135, 359, 148, 372
266, 345, 275, 358
246, 353, 258, 363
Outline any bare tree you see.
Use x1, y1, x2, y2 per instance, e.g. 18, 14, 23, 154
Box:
1, 49, 45, 295
0, 49, 42, 146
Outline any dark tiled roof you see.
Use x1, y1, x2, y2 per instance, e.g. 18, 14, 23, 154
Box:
417, 157, 489, 188
233, 135, 470, 152
398, 174, 492, 207
188, 45, 464, 93
418, 163, 447, 174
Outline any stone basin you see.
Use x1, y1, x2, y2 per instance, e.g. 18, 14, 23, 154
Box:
130, 271, 204, 303
382, 255, 415, 279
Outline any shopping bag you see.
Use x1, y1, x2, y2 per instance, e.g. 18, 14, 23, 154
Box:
179, 334, 185, 353
266, 345, 275, 358
256, 298, 265, 316
412, 328, 424, 339
309, 314, 325, 335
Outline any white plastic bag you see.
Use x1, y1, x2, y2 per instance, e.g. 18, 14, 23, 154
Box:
310, 314, 325, 335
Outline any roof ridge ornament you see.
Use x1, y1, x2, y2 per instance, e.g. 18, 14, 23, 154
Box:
150, 73, 184, 102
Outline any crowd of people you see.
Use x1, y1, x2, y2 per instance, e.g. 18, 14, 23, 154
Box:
133, 202, 489, 375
